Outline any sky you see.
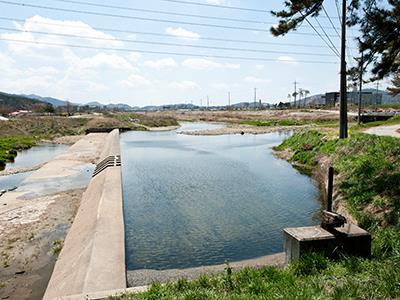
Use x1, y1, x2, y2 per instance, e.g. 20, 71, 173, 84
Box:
0, 0, 392, 106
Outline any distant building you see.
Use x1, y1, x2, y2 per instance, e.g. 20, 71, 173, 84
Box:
347, 91, 382, 106
9, 110, 32, 116
291, 89, 390, 108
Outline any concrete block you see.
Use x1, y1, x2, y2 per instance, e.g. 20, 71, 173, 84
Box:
284, 224, 371, 263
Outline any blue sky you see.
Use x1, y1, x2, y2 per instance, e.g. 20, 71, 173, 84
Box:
0, 0, 390, 106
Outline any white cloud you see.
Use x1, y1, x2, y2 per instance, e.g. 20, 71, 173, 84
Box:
182, 58, 240, 70
166, 27, 200, 40
76, 53, 134, 71
182, 58, 221, 70
244, 76, 271, 84
277, 56, 299, 65
128, 52, 142, 62
24, 66, 59, 76
225, 63, 241, 69
119, 74, 151, 87
143, 58, 178, 69
169, 81, 200, 90
1, 15, 123, 55
0, 52, 15, 69
256, 64, 265, 70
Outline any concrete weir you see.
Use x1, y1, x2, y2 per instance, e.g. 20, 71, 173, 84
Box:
43, 129, 126, 299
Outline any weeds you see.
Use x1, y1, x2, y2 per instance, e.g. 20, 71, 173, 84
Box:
51, 240, 63, 255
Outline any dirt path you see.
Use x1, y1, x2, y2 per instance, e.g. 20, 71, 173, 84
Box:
364, 124, 400, 138
0, 133, 107, 300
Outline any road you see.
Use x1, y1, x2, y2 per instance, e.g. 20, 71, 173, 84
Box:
364, 124, 400, 138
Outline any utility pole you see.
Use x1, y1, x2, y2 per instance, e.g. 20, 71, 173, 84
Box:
358, 51, 364, 125
207, 96, 210, 108
254, 88, 257, 109
339, 0, 348, 139
228, 92, 231, 109
200, 99, 203, 107
293, 80, 298, 109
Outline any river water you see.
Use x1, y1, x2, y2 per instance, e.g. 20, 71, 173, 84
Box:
0, 143, 68, 190
121, 123, 321, 270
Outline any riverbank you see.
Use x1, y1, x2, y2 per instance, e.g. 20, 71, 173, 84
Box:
127, 253, 285, 287
0, 133, 107, 299
114, 120, 400, 299
178, 123, 313, 136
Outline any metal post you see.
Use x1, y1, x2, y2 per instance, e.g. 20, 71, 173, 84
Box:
327, 167, 334, 212
358, 51, 363, 125
254, 88, 257, 110
339, 0, 348, 139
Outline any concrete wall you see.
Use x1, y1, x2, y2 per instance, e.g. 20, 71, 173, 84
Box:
43, 129, 126, 299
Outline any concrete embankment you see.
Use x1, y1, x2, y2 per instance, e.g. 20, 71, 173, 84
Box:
43, 129, 126, 299
0, 133, 107, 300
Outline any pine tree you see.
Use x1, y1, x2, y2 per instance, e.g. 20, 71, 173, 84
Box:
271, 0, 400, 80
387, 74, 400, 96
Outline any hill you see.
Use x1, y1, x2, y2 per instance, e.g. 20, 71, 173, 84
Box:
22, 94, 75, 107
0, 92, 49, 114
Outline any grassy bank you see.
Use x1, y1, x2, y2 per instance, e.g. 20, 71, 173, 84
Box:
0, 136, 37, 169
117, 113, 179, 128
274, 130, 400, 228
111, 126, 400, 300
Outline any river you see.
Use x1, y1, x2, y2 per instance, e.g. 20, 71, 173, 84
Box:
121, 123, 321, 270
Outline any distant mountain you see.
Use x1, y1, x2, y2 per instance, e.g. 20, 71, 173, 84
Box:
22, 94, 76, 107
85, 101, 104, 107
84, 101, 135, 111
0, 92, 49, 112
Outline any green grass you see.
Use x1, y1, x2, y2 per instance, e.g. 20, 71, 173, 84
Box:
111, 130, 400, 299
275, 130, 400, 228
111, 254, 400, 299
0, 136, 37, 169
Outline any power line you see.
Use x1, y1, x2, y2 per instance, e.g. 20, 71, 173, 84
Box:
333, 0, 355, 68
314, 16, 340, 56
158, 0, 268, 13
0, 27, 337, 57
47, 0, 341, 31
0, 1, 349, 37
322, 5, 340, 37
159, 0, 339, 21
0, 37, 339, 64
335, 0, 342, 24
0, 16, 339, 49
0, 1, 280, 32
47, 0, 268, 25
303, 17, 340, 57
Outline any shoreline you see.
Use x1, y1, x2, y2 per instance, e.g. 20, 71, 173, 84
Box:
127, 252, 285, 287
178, 124, 313, 136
